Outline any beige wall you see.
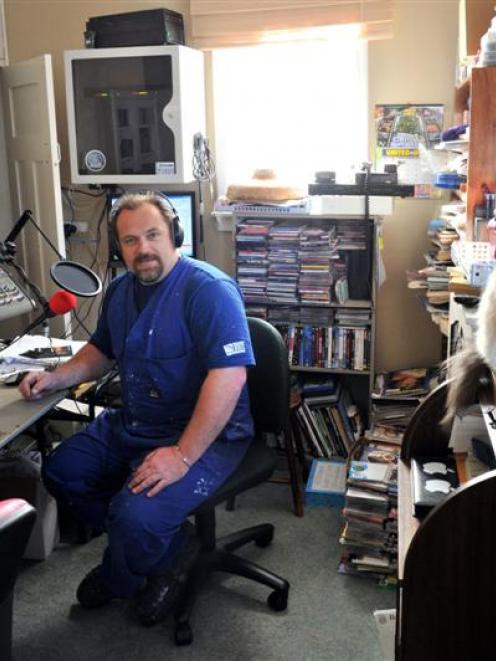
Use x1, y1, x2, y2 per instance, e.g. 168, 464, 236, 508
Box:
369, 0, 458, 371
3, 0, 459, 367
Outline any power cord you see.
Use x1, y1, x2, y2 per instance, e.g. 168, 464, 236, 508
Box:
192, 133, 216, 259
192, 132, 215, 182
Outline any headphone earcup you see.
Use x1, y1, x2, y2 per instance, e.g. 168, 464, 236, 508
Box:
173, 214, 184, 248
109, 224, 122, 263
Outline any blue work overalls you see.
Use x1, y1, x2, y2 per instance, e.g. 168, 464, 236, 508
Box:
43, 260, 253, 597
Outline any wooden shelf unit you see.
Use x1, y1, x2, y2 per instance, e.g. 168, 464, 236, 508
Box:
466, 67, 496, 238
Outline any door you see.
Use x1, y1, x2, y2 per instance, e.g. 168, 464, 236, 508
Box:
1, 54, 66, 334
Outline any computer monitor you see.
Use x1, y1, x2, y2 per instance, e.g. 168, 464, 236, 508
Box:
108, 190, 196, 263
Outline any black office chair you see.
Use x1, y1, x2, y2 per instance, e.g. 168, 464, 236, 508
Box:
173, 316, 291, 646
0, 498, 36, 661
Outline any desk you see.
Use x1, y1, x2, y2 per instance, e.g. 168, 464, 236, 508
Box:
0, 334, 87, 449
0, 385, 68, 450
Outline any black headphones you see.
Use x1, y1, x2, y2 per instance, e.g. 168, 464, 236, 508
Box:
109, 191, 184, 262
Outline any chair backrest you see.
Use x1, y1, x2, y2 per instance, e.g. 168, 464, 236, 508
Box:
400, 380, 451, 462
247, 317, 289, 436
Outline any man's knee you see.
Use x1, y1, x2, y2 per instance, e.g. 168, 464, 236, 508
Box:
106, 490, 181, 543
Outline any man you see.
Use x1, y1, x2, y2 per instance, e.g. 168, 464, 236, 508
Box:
19, 191, 255, 625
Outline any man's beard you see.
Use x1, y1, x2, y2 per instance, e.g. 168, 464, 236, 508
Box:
133, 253, 164, 284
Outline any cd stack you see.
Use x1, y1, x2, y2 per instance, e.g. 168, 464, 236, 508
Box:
298, 224, 338, 308
235, 219, 273, 313
338, 443, 398, 585
333, 219, 368, 250
267, 224, 303, 304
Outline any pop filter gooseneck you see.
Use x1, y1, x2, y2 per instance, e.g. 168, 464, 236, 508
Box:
5, 209, 103, 298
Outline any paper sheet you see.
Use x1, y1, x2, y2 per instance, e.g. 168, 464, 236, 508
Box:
0, 334, 85, 379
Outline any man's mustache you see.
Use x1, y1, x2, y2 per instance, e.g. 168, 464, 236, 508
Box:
135, 253, 159, 264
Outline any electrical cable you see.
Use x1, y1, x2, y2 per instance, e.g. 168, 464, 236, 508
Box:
192, 132, 215, 182
192, 133, 216, 261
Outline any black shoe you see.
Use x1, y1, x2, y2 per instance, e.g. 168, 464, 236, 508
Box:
135, 570, 180, 627
135, 523, 201, 627
76, 565, 114, 609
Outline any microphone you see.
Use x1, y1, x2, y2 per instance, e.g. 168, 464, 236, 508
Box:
22, 290, 77, 335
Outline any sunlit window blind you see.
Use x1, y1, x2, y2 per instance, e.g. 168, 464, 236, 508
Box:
212, 26, 368, 197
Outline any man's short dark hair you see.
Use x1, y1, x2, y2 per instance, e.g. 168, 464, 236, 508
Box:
110, 191, 175, 242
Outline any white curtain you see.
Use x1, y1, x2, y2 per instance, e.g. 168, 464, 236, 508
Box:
190, 0, 393, 48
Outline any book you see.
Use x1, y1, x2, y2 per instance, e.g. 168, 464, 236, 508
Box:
373, 367, 437, 399
348, 461, 393, 485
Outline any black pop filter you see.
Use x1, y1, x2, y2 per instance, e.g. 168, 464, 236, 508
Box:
50, 261, 102, 298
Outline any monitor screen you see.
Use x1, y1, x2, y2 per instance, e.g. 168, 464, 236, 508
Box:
108, 190, 196, 261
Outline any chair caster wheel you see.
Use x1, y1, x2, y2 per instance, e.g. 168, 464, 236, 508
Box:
174, 622, 193, 646
255, 529, 274, 548
267, 589, 288, 612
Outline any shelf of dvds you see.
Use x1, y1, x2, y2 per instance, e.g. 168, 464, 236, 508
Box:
233, 209, 378, 433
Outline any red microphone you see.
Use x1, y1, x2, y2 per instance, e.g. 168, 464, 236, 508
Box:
22, 290, 77, 335
47, 290, 77, 316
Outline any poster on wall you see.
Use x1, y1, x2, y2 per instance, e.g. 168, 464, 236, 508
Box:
374, 104, 446, 198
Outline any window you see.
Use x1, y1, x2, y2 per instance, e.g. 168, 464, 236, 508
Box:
212, 25, 368, 197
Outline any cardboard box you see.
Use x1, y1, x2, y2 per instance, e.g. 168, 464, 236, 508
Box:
305, 458, 347, 507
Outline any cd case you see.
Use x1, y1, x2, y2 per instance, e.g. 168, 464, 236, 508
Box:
411, 454, 459, 518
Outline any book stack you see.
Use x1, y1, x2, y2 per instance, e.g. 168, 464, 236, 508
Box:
235, 219, 273, 304
366, 367, 439, 445
407, 215, 458, 333
338, 443, 399, 583
292, 381, 362, 459
267, 224, 303, 304
298, 224, 338, 305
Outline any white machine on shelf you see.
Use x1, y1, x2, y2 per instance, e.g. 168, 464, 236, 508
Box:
64, 45, 206, 184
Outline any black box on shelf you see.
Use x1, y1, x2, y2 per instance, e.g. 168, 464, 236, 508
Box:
85, 9, 185, 48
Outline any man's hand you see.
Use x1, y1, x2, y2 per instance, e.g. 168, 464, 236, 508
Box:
129, 446, 189, 497
18, 370, 62, 401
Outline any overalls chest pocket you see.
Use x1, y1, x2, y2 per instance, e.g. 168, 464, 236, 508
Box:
121, 353, 204, 424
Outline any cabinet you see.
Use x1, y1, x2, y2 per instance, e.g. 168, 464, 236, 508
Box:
396, 381, 496, 660
233, 210, 377, 429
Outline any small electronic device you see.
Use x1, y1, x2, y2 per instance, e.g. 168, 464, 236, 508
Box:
411, 454, 459, 518
107, 190, 197, 262
0, 265, 35, 322
85, 8, 185, 48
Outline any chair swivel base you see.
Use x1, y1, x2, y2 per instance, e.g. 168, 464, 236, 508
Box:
173, 523, 290, 646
